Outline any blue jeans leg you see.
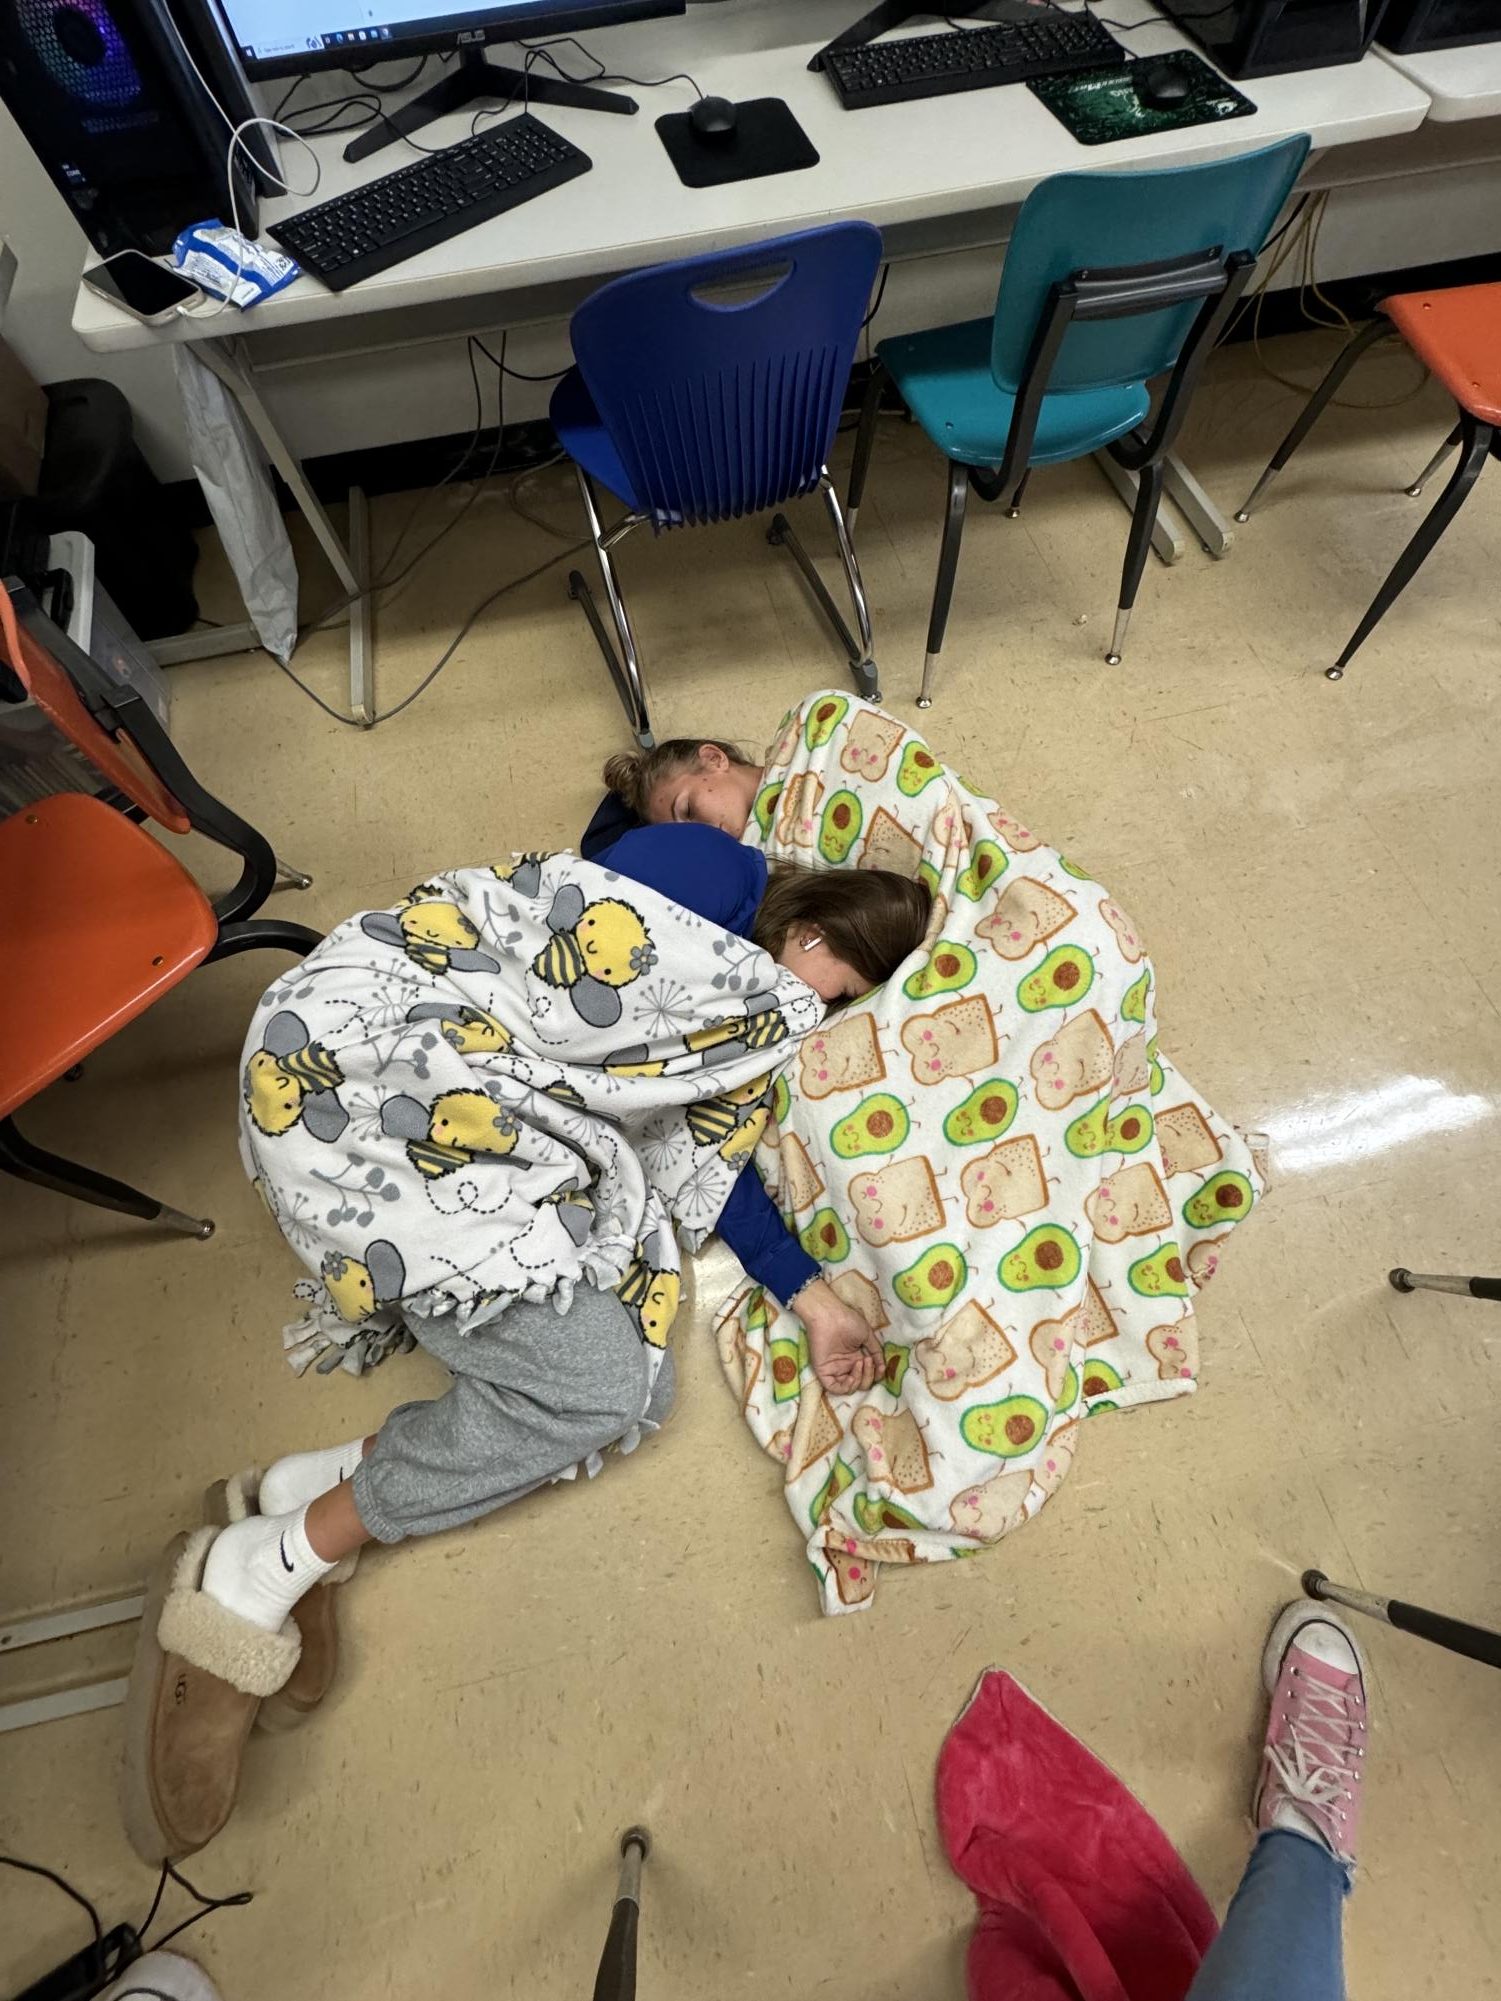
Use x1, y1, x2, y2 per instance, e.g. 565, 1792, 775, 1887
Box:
1186, 1831, 1349, 2001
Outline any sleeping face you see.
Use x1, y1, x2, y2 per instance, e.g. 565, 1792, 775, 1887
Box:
647, 745, 762, 837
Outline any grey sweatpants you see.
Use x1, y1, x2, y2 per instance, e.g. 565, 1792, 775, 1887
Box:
351, 1287, 675, 1544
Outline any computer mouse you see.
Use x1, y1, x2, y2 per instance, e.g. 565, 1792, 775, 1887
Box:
1132, 62, 1192, 112
689, 95, 739, 142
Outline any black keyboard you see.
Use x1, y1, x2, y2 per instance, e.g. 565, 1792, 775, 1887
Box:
270, 114, 592, 292
820, 13, 1127, 109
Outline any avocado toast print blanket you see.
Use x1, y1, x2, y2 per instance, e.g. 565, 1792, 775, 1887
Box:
240, 851, 823, 1385
715, 692, 1266, 1615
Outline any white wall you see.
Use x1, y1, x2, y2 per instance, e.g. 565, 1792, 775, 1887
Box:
3, 94, 1500, 487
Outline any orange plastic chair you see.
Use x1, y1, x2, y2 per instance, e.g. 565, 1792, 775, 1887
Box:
0, 577, 322, 1237
1235, 280, 1501, 679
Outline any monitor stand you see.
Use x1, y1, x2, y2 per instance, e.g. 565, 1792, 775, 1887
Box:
344, 47, 638, 163
808, 0, 1046, 69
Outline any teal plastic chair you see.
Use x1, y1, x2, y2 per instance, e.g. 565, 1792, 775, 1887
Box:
846, 138, 1309, 705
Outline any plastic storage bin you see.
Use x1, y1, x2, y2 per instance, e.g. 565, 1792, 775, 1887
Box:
0, 531, 171, 812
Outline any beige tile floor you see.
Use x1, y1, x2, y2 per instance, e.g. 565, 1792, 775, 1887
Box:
3, 331, 1499, 1998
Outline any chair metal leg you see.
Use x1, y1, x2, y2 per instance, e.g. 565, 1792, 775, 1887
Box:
1326, 417, 1492, 681
919, 460, 969, 709
272, 860, 313, 892
1107, 458, 1165, 665
823, 474, 880, 701
207, 918, 324, 961
0, 1116, 213, 1238
845, 363, 886, 542
567, 467, 654, 747
1405, 422, 1464, 498
767, 473, 881, 703
1006, 468, 1032, 518
1235, 319, 1393, 521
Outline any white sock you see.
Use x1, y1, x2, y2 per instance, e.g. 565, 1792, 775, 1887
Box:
259, 1437, 367, 1517
202, 1505, 334, 1634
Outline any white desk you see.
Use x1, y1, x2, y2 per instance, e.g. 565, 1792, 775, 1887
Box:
72, 1, 1434, 720
1378, 39, 1501, 121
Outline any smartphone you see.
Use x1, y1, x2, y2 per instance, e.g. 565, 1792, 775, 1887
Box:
81, 249, 203, 325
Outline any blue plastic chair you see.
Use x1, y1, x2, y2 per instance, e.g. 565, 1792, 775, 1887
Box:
845, 138, 1310, 706
552, 222, 884, 745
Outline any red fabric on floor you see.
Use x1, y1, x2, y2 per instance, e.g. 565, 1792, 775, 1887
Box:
937, 1670, 1218, 2001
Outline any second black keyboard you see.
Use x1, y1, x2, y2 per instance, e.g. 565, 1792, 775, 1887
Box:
270, 115, 593, 292
820, 14, 1128, 109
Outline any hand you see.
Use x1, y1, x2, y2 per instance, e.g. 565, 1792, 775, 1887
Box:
797, 1279, 885, 1396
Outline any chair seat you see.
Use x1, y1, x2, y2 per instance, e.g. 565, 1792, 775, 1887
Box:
0, 792, 217, 1118
1383, 283, 1501, 427
877, 317, 1152, 468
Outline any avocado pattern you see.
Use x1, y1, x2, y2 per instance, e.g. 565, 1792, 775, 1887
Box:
903, 940, 977, 1001
818, 789, 863, 864
717, 688, 1267, 1617
831, 1092, 910, 1159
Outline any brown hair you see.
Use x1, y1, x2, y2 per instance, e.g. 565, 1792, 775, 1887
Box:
752, 862, 931, 995
601, 738, 756, 819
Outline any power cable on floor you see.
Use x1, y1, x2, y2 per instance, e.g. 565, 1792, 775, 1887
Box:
271, 535, 587, 729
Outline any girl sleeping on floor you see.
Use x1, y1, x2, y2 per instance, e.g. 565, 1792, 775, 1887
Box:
127, 815, 930, 1864
582, 736, 766, 854
591, 820, 927, 1403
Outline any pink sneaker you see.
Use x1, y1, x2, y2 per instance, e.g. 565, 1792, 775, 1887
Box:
1252, 1602, 1369, 1871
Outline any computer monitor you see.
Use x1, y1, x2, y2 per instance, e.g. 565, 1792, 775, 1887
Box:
214, 0, 687, 157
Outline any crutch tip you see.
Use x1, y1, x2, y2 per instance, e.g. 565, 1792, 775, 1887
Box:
621, 1826, 651, 1858
1388, 1267, 1415, 1292
1302, 1569, 1329, 1600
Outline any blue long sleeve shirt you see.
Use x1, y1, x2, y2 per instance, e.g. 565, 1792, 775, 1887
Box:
596, 823, 820, 1305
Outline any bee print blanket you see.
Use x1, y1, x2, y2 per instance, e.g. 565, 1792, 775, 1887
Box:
716, 692, 1268, 1615
240, 850, 824, 1382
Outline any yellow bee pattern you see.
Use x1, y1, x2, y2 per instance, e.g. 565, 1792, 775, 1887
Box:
531, 885, 657, 1029
361, 897, 501, 976
616, 1254, 681, 1349
243, 1011, 349, 1142
321, 1240, 405, 1324
380, 1088, 521, 1178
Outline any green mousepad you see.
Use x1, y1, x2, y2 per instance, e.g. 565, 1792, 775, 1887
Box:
1029, 51, 1256, 145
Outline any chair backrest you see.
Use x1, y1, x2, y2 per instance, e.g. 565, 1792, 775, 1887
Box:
0, 578, 190, 833
570, 221, 884, 525
1, 578, 276, 925
990, 138, 1310, 394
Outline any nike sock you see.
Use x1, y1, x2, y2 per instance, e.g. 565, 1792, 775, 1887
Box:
259, 1436, 368, 1517
202, 1506, 334, 1634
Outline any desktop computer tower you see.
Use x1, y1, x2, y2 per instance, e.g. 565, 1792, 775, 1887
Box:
0, 0, 265, 260
1149, 0, 1383, 77
1379, 0, 1501, 51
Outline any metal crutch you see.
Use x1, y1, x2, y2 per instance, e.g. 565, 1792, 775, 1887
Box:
592, 1827, 651, 2001
1388, 1266, 1501, 1303
1302, 1572, 1501, 1673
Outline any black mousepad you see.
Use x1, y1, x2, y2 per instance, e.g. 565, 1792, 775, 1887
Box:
1029, 51, 1256, 145
656, 98, 819, 189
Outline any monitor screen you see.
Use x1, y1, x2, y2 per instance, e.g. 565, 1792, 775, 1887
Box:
217, 0, 679, 75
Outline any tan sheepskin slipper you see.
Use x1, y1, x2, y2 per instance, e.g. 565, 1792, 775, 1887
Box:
120, 1527, 300, 1863
205, 1468, 351, 1732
